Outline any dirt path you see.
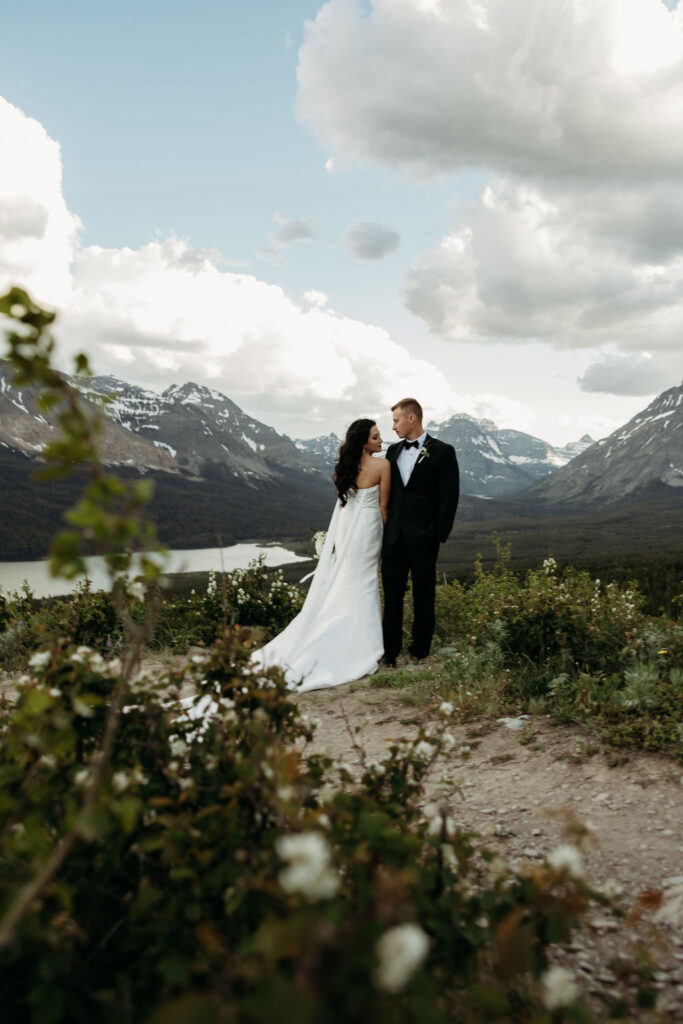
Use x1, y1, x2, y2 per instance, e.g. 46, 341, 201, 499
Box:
299, 683, 683, 1018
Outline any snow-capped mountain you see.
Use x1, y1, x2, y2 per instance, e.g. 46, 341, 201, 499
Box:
294, 417, 594, 498
0, 363, 335, 559
294, 433, 341, 474
529, 382, 683, 505
78, 375, 316, 479
427, 414, 594, 498
0, 364, 176, 471
0, 365, 319, 481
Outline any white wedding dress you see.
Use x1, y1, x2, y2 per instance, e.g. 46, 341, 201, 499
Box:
252, 484, 384, 692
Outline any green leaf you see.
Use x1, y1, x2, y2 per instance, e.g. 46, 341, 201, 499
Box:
114, 797, 142, 834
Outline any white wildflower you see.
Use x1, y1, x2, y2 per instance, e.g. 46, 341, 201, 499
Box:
70, 645, 94, 665
72, 696, 94, 718
414, 739, 436, 760
169, 737, 187, 758
178, 777, 193, 791
29, 650, 51, 669
441, 843, 458, 869
112, 771, 129, 793
439, 701, 454, 716
39, 754, 57, 770
541, 966, 580, 1010
277, 786, 294, 801
262, 764, 274, 780
548, 844, 584, 878
427, 814, 442, 836
48, 687, 61, 698
441, 731, 456, 751
74, 768, 90, 786
318, 782, 337, 804
313, 530, 326, 558
105, 658, 122, 676
126, 579, 145, 603
374, 923, 429, 993
276, 832, 339, 901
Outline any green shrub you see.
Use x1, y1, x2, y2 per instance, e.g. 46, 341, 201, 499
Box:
0, 631, 611, 1023
150, 559, 304, 651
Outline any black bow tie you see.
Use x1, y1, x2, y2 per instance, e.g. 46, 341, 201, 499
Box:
404, 440, 419, 449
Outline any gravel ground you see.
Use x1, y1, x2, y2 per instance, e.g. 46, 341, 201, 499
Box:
299, 683, 683, 1020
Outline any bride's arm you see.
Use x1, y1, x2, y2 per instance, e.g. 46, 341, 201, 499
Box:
378, 459, 391, 524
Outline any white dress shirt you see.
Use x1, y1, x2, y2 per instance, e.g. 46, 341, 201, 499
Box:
397, 430, 428, 486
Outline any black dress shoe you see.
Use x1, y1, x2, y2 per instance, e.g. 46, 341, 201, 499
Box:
381, 656, 397, 668
408, 648, 428, 662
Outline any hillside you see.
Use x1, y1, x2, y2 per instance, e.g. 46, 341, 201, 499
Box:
528, 382, 683, 505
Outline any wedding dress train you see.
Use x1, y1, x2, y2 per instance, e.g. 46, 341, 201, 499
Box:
252, 484, 384, 692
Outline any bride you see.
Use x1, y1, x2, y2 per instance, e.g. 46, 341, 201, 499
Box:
252, 419, 390, 692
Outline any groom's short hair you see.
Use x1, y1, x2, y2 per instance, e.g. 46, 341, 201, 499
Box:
392, 398, 423, 421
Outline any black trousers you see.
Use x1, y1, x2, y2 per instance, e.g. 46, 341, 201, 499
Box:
381, 533, 439, 660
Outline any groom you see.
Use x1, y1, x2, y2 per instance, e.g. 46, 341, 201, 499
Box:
382, 398, 459, 666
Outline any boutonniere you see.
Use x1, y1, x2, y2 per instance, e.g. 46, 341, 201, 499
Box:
417, 445, 430, 464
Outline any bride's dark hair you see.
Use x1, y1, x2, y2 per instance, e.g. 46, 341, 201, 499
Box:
334, 418, 376, 507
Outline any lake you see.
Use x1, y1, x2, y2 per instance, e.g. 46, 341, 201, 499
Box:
0, 544, 310, 599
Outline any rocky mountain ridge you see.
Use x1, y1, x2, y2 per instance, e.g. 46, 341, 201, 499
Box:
0, 365, 317, 482
294, 416, 595, 498
427, 414, 594, 498
528, 381, 683, 505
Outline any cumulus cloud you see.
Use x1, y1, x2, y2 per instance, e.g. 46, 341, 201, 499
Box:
270, 211, 320, 246
297, 0, 683, 181
0, 95, 81, 306
578, 351, 682, 395
0, 95, 530, 437
258, 211, 321, 264
298, 0, 683, 394
345, 220, 400, 260
61, 234, 496, 432
404, 178, 683, 355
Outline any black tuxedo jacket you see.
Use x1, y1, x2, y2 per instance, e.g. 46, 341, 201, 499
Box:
384, 435, 459, 545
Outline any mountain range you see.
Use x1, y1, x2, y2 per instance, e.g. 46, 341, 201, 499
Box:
0, 361, 681, 562
1, 363, 595, 498
298, 417, 595, 498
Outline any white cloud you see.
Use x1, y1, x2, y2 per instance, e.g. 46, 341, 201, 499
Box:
303, 289, 329, 307
297, 0, 683, 181
345, 220, 400, 259
0, 96, 529, 437
0, 96, 81, 307
62, 234, 520, 434
404, 178, 683, 359
297, 0, 683, 399
258, 211, 321, 265
578, 350, 682, 395
270, 211, 320, 246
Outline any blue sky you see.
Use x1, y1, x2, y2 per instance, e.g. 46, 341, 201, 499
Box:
1, 0, 682, 442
